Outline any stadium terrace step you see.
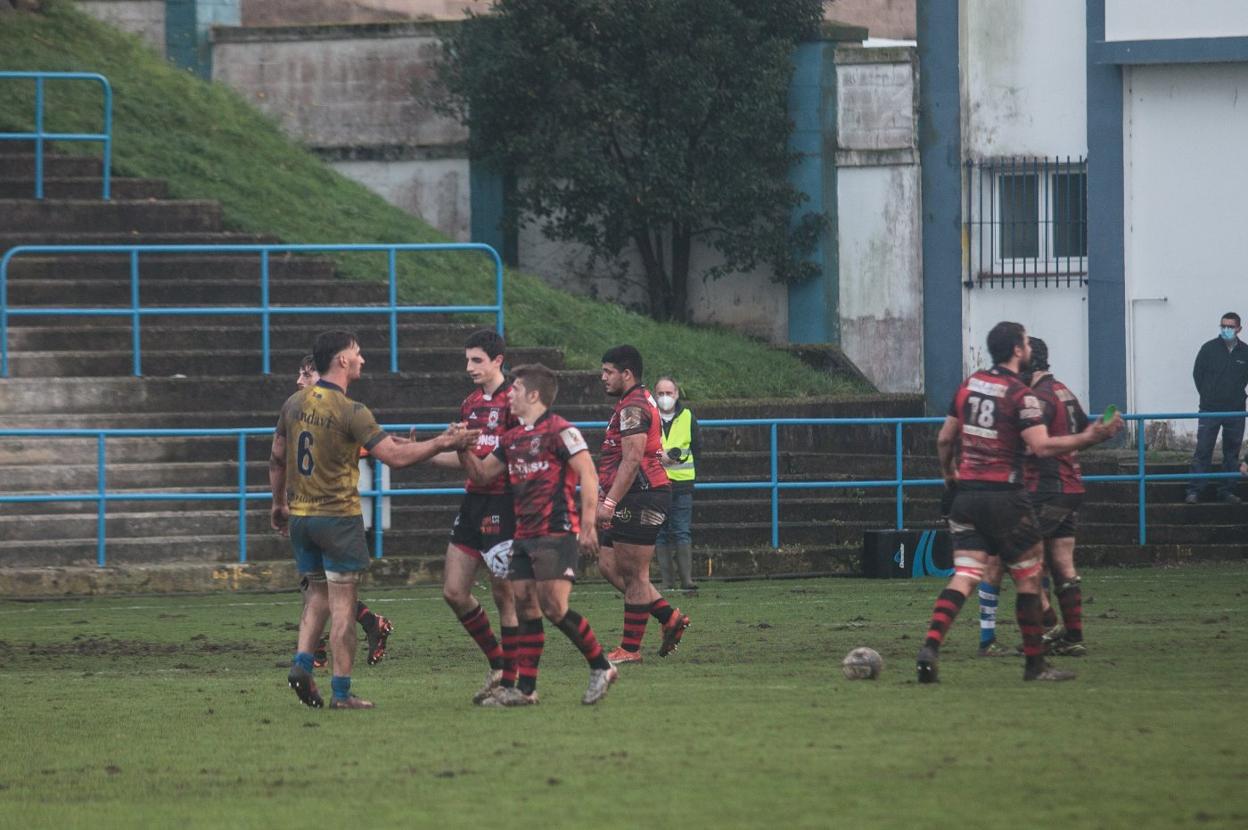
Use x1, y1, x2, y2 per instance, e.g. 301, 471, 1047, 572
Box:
0, 153, 102, 178
0, 372, 605, 415
0, 199, 223, 233
0, 231, 279, 255
1, 345, 564, 378
3, 322, 483, 352
0, 178, 169, 199
4, 253, 336, 281
5, 277, 387, 307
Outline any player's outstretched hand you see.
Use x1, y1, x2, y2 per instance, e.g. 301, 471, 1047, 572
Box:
271, 503, 290, 537
578, 525, 599, 557
1088, 412, 1124, 443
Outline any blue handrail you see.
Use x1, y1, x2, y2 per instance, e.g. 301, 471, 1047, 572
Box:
0, 242, 506, 378
0, 412, 1241, 567
0, 71, 113, 200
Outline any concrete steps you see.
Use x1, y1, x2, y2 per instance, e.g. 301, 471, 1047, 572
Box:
5, 278, 387, 307
0, 178, 169, 199
4, 253, 336, 281
0, 199, 224, 233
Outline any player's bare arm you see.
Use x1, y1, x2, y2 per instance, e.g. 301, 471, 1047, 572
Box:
1023, 412, 1123, 458
459, 445, 507, 485
936, 416, 961, 485
371, 426, 478, 469
268, 431, 289, 536
597, 410, 646, 527
569, 450, 600, 556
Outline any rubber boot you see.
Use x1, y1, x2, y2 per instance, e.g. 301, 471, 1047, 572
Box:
677, 542, 696, 590
656, 544, 676, 590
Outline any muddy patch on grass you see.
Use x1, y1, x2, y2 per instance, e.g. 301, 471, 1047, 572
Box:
0, 636, 275, 658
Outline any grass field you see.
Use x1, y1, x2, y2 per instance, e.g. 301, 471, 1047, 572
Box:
2, 564, 1246, 829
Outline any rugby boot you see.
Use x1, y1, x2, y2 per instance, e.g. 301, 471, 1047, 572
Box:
365, 615, 394, 666
606, 646, 643, 665
658, 608, 691, 657
915, 645, 939, 684
472, 668, 504, 705
313, 636, 328, 669
328, 694, 375, 709
288, 665, 324, 708
1047, 636, 1088, 657
976, 640, 1014, 658
1023, 660, 1077, 681
582, 665, 619, 705
479, 687, 539, 707
1041, 623, 1067, 648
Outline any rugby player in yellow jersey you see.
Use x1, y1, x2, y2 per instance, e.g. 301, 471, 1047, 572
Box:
271, 330, 478, 709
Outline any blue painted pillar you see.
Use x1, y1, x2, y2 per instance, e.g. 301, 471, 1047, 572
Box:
917, 0, 964, 414
470, 163, 517, 266
166, 0, 240, 80
1085, 0, 1128, 414
786, 41, 839, 345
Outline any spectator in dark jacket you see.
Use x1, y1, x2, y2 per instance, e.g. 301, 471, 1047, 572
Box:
1186, 312, 1248, 504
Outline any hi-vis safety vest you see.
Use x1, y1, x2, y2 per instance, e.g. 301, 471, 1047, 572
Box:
661, 408, 696, 482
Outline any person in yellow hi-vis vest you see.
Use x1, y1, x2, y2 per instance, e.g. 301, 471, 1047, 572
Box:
654, 376, 700, 591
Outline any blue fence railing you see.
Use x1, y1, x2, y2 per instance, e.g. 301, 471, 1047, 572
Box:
0, 71, 113, 200
0, 242, 506, 378
0, 412, 1240, 567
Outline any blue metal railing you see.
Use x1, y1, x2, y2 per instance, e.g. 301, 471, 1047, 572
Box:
0, 71, 113, 200
0, 412, 1241, 567
0, 242, 506, 378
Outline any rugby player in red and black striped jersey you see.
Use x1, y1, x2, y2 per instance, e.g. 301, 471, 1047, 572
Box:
427, 329, 523, 704
458, 364, 618, 706
595, 345, 690, 665
917, 322, 1122, 684
1023, 337, 1091, 656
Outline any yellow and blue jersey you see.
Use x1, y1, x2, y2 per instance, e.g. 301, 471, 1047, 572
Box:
276, 380, 386, 517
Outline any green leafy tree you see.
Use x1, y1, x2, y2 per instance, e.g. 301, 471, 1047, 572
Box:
436, 0, 825, 322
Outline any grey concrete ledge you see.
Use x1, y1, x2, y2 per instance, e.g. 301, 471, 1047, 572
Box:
211, 20, 453, 43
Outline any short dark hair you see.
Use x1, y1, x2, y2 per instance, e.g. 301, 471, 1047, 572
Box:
313, 330, 358, 375
602, 344, 643, 380
1028, 336, 1049, 372
1222, 312, 1241, 326
300, 354, 316, 373
465, 328, 506, 360
512, 363, 559, 406
986, 321, 1026, 365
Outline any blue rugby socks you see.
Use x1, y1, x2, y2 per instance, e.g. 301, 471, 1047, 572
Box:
331, 675, 352, 701
978, 581, 999, 648
293, 651, 315, 674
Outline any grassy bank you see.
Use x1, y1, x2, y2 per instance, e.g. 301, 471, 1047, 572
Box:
0, 1, 871, 400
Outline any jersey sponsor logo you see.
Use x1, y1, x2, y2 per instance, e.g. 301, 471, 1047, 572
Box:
560, 427, 588, 455
509, 459, 550, 478
528, 435, 543, 456
963, 425, 998, 439
968, 377, 1007, 398
619, 405, 644, 432
614, 506, 632, 523
476, 433, 500, 448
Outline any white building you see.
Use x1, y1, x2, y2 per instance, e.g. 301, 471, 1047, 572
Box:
921, 0, 1248, 437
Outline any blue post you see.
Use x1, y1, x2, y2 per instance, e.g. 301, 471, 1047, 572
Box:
494, 253, 505, 336
238, 432, 248, 563
1, 253, 8, 379
388, 248, 398, 373
895, 422, 905, 530
1137, 415, 1147, 545
130, 250, 141, 376
260, 250, 271, 375
373, 459, 384, 559
33, 77, 44, 200
770, 422, 780, 549
100, 78, 112, 201
96, 434, 107, 567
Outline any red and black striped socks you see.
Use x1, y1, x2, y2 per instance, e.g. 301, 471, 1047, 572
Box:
1057, 583, 1083, 642
516, 618, 545, 695
500, 625, 519, 688
556, 610, 610, 670
621, 603, 649, 653
459, 604, 505, 670
924, 588, 967, 651
1016, 592, 1045, 666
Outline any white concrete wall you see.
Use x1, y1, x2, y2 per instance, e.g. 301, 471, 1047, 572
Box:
76, 0, 165, 56
515, 224, 789, 343
1124, 63, 1248, 439
960, 0, 1089, 404
330, 157, 470, 241
962, 0, 1086, 159
1106, 0, 1248, 42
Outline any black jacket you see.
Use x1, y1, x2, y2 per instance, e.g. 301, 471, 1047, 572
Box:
1192, 337, 1248, 411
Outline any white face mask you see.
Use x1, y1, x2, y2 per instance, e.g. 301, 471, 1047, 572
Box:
656, 393, 676, 412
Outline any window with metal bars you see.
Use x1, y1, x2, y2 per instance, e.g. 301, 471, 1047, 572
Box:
964, 156, 1087, 287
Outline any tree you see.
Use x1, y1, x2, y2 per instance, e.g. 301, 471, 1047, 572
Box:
435, 0, 826, 322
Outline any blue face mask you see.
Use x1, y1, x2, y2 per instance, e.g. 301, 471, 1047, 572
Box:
1221, 326, 1238, 341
